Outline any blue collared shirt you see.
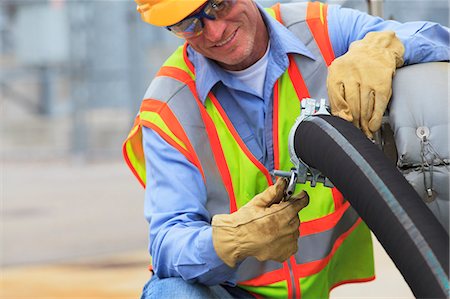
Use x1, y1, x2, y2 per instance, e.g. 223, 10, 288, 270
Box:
142, 3, 449, 285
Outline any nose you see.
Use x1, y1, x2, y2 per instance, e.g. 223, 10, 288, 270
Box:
202, 17, 227, 43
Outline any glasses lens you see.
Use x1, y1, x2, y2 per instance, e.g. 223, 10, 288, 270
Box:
169, 17, 203, 38
168, 0, 235, 38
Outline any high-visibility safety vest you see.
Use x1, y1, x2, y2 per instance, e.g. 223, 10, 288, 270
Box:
123, 2, 375, 298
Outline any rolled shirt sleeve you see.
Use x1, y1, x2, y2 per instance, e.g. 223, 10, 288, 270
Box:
327, 4, 450, 64
142, 126, 237, 285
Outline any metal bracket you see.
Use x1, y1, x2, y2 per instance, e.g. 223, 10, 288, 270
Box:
272, 98, 334, 199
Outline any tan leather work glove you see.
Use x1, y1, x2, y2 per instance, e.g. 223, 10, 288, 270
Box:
327, 31, 405, 139
211, 179, 309, 268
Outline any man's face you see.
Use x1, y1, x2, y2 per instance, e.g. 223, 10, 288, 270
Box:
185, 0, 268, 71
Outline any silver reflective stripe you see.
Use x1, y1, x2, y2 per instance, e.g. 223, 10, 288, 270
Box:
296, 206, 359, 264
143, 76, 185, 101
308, 116, 450, 294
279, 2, 308, 29
280, 2, 330, 101
167, 86, 231, 216
293, 56, 329, 101
237, 258, 283, 282
144, 76, 231, 216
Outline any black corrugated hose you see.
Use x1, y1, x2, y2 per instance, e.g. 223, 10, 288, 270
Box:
293, 115, 449, 298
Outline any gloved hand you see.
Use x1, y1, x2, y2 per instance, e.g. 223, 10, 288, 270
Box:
327, 31, 405, 139
211, 178, 309, 268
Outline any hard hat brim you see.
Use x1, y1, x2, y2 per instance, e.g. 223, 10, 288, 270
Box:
142, 0, 208, 27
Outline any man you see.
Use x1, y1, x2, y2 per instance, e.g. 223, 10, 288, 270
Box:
124, 0, 449, 298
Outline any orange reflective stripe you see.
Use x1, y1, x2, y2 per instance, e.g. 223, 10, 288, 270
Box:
251, 293, 264, 299
239, 268, 286, 286
155, 64, 237, 212
122, 118, 146, 188
157, 66, 194, 84
273, 56, 306, 176
286, 55, 350, 224
140, 99, 205, 182
198, 93, 238, 212
306, 2, 335, 66
296, 218, 362, 277
331, 187, 345, 210
182, 42, 195, 75
330, 276, 376, 291
300, 202, 351, 236
288, 55, 310, 100
239, 263, 296, 298
142, 120, 198, 168
271, 2, 282, 22
273, 81, 281, 170
209, 92, 273, 186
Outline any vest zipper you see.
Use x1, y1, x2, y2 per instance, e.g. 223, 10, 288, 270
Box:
286, 258, 298, 299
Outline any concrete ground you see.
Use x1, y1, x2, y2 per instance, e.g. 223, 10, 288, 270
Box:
1, 160, 414, 298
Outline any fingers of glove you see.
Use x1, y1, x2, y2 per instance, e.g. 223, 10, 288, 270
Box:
360, 86, 375, 139
266, 177, 289, 206
269, 195, 308, 227
288, 191, 310, 213
344, 82, 361, 128
328, 80, 353, 122
368, 88, 391, 133
251, 177, 287, 208
267, 192, 308, 229
327, 60, 354, 122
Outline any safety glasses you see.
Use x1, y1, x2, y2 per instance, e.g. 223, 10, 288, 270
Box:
166, 0, 236, 38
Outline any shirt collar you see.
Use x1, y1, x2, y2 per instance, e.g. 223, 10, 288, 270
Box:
188, 2, 316, 104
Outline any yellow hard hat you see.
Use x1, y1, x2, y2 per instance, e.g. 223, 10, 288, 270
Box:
135, 0, 208, 27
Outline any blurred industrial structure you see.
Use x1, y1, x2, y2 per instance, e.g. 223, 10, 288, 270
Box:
0, 0, 182, 161
0, 0, 448, 162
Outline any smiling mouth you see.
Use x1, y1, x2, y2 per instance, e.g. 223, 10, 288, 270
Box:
215, 29, 237, 47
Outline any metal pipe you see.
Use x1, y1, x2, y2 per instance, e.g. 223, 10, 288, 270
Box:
367, 0, 384, 18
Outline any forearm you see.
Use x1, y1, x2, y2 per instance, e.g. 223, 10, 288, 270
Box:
150, 222, 237, 285
400, 23, 449, 65
328, 5, 450, 64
